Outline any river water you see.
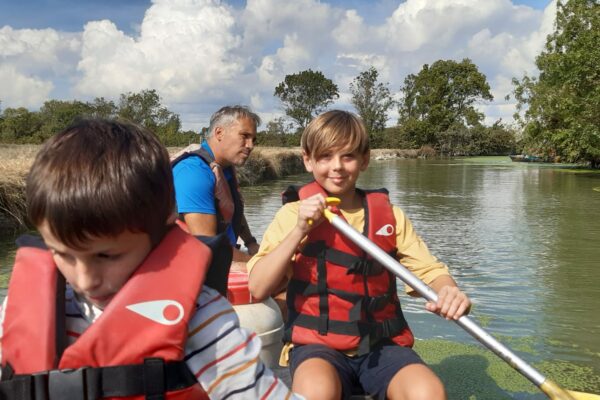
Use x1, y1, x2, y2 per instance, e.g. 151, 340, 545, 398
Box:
1, 156, 599, 392
240, 156, 600, 384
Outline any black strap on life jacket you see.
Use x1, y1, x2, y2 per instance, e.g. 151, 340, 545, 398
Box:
0, 358, 196, 400
300, 242, 389, 276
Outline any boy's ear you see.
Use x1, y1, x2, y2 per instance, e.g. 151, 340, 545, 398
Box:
302, 151, 314, 172
360, 151, 370, 171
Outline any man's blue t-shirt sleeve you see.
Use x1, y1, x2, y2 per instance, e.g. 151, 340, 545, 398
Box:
173, 156, 216, 215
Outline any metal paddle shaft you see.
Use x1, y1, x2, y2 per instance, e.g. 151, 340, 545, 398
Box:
323, 208, 594, 400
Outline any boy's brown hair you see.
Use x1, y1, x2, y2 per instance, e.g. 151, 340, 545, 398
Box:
27, 119, 174, 248
301, 110, 369, 159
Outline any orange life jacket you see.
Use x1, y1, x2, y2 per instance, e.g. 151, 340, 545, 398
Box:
282, 182, 414, 354
0, 226, 210, 400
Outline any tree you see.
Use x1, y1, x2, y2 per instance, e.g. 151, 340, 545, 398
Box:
89, 97, 118, 119
512, 0, 599, 167
349, 67, 395, 136
274, 69, 339, 129
0, 107, 43, 143
117, 89, 182, 144
398, 58, 493, 148
37, 100, 94, 141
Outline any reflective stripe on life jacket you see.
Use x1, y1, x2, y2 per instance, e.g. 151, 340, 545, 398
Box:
0, 226, 210, 400
282, 182, 414, 353
171, 144, 243, 238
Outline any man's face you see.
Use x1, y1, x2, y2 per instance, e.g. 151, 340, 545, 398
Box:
38, 221, 152, 310
215, 116, 257, 167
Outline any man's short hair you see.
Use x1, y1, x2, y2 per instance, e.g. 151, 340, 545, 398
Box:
27, 119, 174, 248
301, 110, 369, 159
207, 105, 261, 137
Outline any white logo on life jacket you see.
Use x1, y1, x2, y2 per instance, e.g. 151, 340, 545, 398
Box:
126, 300, 184, 325
375, 224, 394, 236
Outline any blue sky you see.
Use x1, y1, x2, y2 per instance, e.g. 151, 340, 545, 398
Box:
0, 0, 556, 129
0, 0, 551, 32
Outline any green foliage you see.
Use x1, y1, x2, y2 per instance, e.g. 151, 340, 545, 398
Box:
89, 97, 118, 119
117, 89, 183, 144
398, 58, 493, 149
0, 107, 43, 143
37, 100, 94, 141
437, 122, 516, 156
349, 67, 395, 137
274, 69, 339, 129
371, 126, 414, 149
256, 117, 301, 146
0, 89, 194, 146
512, 0, 600, 167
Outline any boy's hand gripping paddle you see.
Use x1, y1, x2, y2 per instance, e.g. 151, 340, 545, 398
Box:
307, 197, 341, 226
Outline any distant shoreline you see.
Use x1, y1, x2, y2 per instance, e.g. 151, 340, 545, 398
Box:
0, 145, 432, 233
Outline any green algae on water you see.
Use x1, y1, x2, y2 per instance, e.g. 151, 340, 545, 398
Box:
414, 338, 599, 399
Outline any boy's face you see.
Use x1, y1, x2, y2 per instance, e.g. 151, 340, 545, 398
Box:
303, 145, 370, 197
38, 221, 152, 310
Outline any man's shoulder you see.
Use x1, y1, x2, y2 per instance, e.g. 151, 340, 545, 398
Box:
172, 156, 214, 190
173, 154, 212, 173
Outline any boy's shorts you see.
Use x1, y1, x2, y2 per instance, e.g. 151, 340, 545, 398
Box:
289, 339, 425, 400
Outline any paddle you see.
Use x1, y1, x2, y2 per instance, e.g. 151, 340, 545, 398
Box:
319, 197, 599, 400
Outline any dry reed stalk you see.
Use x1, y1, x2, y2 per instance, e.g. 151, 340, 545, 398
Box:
0, 145, 41, 230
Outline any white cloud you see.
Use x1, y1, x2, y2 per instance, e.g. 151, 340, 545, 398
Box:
332, 10, 368, 49
0, 26, 79, 107
75, 0, 245, 103
0, 65, 54, 108
0, 0, 557, 129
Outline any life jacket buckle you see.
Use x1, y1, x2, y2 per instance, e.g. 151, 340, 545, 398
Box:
48, 367, 89, 400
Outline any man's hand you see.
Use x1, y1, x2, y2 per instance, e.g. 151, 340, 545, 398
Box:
246, 241, 260, 256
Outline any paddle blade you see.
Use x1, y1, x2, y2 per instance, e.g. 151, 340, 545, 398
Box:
569, 391, 600, 400
541, 379, 600, 400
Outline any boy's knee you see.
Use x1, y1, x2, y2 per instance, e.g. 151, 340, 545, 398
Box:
405, 380, 446, 400
292, 358, 342, 400
387, 364, 446, 400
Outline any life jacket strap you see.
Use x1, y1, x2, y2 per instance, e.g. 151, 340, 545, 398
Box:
288, 279, 393, 315
301, 242, 391, 276
288, 314, 407, 348
0, 359, 196, 400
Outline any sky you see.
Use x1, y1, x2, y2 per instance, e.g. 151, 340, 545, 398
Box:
0, 0, 556, 131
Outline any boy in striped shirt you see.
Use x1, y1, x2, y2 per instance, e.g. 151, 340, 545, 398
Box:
0, 119, 299, 400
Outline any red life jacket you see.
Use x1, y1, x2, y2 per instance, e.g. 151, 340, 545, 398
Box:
0, 226, 210, 400
282, 182, 414, 353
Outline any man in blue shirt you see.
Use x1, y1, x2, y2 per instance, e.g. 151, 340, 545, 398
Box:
172, 106, 261, 266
